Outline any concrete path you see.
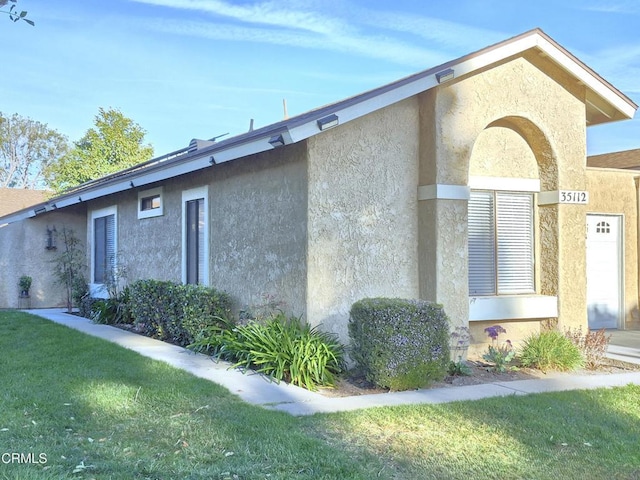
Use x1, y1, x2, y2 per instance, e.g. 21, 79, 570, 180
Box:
24, 309, 640, 416
607, 330, 640, 365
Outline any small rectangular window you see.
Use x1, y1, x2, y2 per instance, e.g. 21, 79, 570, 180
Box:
141, 194, 160, 211
138, 187, 163, 219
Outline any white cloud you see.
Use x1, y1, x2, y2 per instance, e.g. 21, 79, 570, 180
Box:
354, 8, 509, 52
581, 1, 640, 14
128, 0, 516, 69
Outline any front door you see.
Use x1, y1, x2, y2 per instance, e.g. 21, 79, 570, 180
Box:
586, 214, 622, 329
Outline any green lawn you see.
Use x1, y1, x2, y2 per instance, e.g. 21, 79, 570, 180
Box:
1, 311, 639, 480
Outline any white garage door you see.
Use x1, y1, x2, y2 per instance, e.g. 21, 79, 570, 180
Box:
586, 214, 622, 330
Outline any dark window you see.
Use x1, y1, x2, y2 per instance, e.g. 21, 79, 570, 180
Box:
140, 194, 161, 211
94, 214, 115, 284
185, 198, 204, 284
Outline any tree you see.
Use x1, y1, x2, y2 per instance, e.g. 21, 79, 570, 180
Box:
0, 112, 68, 189
45, 107, 154, 193
51, 226, 86, 313
0, 0, 34, 26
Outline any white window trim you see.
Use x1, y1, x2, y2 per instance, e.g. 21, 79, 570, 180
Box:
181, 186, 209, 285
469, 295, 558, 321
89, 205, 117, 298
469, 176, 540, 192
417, 184, 470, 201
137, 186, 164, 219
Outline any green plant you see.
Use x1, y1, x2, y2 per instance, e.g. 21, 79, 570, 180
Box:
0, 311, 388, 479
348, 298, 450, 391
238, 292, 287, 323
519, 330, 583, 372
128, 279, 231, 347
51, 226, 86, 313
18, 275, 32, 294
564, 327, 611, 369
448, 325, 472, 376
190, 313, 346, 391
90, 287, 133, 325
482, 325, 516, 372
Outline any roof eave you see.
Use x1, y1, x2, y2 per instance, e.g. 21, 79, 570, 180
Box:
1, 29, 635, 226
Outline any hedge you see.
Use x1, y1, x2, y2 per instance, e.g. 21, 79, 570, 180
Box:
128, 279, 231, 347
348, 298, 450, 391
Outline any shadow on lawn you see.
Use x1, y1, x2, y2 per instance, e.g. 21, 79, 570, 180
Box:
312, 385, 640, 480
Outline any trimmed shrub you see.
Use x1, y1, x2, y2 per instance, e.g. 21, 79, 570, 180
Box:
519, 330, 584, 372
189, 313, 346, 391
348, 298, 450, 391
128, 280, 231, 347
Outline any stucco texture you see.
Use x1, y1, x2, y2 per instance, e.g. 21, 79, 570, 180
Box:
86, 145, 309, 318
419, 53, 589, 342
586, 168, 640, 329
307, 98, 420, 342
0, 206, 86, 308
208, 144, 308, 317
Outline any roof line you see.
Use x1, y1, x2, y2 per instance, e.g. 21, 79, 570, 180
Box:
1, 28, 637, 226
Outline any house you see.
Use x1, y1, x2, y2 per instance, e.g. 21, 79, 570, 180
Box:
1, 28, 639, 352
588, 148, 640, 170
0, 188, 48, 216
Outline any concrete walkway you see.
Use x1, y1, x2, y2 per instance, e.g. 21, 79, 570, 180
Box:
24, 309, 640, 416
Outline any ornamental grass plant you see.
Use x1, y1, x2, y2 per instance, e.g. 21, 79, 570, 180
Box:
519, 330, 584, 372
190, 313, 346, 391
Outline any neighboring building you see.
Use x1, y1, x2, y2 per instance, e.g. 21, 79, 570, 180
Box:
0, 188, 48, 216
588, 148, 640, 170
1, 29, 639, 352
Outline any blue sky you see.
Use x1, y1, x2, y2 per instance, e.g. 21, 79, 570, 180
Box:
2, 0, 639, 156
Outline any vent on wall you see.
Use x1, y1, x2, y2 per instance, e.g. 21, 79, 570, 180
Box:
188, 138, 216, 153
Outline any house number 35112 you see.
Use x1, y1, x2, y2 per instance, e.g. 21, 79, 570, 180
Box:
559, 190, 588, 204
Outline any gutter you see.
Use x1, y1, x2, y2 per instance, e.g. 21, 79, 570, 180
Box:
1, 29, 636, 227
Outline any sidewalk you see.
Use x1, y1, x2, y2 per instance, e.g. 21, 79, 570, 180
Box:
25, 309, 640, 416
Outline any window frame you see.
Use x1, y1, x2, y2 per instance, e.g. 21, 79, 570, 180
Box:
89, 205, 117, 298
137, 186, 164, 219
468, 189, 535, 296
181, 186, 209, 285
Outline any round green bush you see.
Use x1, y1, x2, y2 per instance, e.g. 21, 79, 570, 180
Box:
519, 330, 584, 372
348, 298, 450, 391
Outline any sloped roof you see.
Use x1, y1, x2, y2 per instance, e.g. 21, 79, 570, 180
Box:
0, 188, 48, 217
587, 148, 640, 170
1, 28, 637, 225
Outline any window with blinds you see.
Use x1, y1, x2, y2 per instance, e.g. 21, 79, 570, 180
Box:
186, 198, 205, 285
94, 213, 115, 284
468, 190, 534, 295
182, 186, 209, 286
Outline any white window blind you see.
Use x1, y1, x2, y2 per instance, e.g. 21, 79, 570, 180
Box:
94, 213, 115, 284
186, 198, 205, 285
468, 190, 534, 295
468, 191, 496, 295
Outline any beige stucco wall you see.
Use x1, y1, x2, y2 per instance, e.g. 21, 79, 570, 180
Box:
586, 168, 640, 329
0, 206, 86, 308
86, 144, 309, 317
420, 53, 589, 349
207, 144, 308, 316
306, 98, 420, 342
87, 182, 182, 285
